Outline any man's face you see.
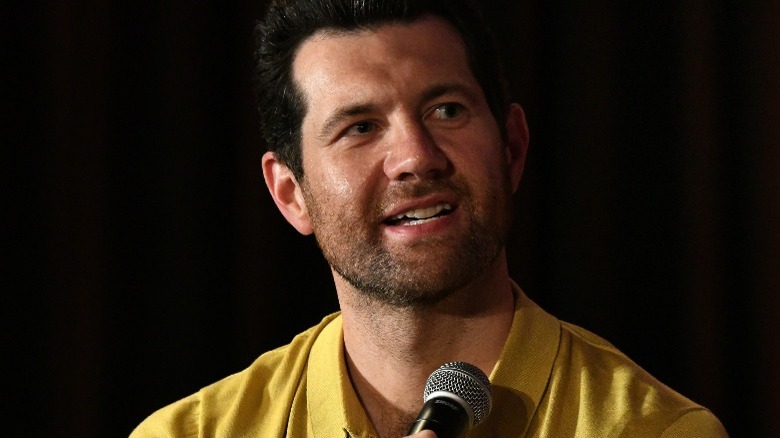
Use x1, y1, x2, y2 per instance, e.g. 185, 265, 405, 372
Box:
290, 16, 523, 306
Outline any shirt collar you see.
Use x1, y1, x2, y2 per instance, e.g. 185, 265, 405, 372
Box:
306, 283, 560, 437
476, 283, 560, 436
307, 314, 378, 438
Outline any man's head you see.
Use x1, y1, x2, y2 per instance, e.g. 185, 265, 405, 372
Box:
258, 0, 528, 307
253, 0, 510, 180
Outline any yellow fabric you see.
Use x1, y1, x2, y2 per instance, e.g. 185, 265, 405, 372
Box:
131, 286, 727, 437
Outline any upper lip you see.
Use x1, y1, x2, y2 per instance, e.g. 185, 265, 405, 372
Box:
382, 194, 459, 223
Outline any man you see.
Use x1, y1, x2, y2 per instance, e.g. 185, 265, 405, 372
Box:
132, 0, 727, 436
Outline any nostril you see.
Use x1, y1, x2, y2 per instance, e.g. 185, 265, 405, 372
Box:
384, 146, 449, 181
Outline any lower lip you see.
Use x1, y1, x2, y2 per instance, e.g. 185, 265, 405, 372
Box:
382, 209, 460, 240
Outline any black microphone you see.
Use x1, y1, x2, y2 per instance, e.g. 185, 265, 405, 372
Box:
407, 361, 492, 438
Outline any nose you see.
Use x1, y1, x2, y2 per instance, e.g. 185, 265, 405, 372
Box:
383, 121, 449, 181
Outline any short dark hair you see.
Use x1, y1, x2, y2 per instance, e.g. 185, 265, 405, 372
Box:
253, 0, 510, 180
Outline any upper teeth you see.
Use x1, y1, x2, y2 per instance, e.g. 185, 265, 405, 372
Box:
392, 203, 452, 221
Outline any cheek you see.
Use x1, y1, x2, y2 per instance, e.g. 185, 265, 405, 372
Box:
304, 155, 374, 215
453, 138, 507, 180
321, 168, 355, 200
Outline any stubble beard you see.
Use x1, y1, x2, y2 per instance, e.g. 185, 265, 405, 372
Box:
302, 177, 513, 308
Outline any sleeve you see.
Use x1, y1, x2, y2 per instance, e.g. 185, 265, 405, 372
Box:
660, 409, 729, 438
129, 395, 200, 438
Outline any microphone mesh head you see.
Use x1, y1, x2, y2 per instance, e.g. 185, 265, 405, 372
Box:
423, 361, 492, 426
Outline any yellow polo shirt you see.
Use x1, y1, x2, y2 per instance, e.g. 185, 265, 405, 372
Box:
131, 287, 727, 437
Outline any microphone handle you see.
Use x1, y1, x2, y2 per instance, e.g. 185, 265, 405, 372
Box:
407, 397, 470, 438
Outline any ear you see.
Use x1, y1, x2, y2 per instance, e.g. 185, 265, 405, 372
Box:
504, 103, 530, 193
262, 151, 314, 235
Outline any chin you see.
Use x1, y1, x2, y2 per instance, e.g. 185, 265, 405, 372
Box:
337, 253, 498, 308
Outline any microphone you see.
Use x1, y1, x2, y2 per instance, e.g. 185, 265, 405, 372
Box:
407, 361, 492, 438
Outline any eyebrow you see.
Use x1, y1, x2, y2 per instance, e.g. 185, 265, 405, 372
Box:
420, 82, 477, 105
317, 102, 378, 141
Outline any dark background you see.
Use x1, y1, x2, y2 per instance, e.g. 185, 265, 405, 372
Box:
6, 0, 778, 436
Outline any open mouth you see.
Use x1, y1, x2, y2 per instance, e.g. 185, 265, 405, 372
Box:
384, 203, 454, 226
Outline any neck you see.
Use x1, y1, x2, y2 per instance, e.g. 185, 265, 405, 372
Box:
335, 253, 516, 437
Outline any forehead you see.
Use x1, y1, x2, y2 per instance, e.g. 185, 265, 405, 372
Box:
291, 15, 476, 109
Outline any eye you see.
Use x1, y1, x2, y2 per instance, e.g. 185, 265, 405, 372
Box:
432, 103, 465, 120
344, 121, 375, 136
333, 120, 381, 147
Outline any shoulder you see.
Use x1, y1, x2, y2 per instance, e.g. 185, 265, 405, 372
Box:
130, 313, 340, 437
661, 409, 729, 437
556, 321, 690, 405
547, 321, 726, 435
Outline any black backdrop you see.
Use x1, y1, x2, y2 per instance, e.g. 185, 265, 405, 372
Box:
6, 0, 779, 436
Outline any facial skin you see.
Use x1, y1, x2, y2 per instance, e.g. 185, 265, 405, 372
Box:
263, 16, 528, 307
